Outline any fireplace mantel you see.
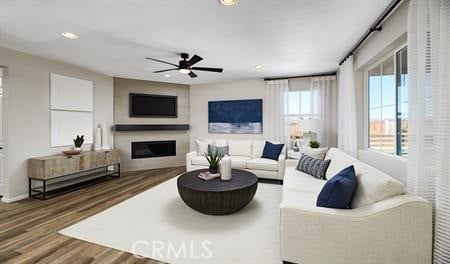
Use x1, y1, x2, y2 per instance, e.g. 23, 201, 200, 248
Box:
114, 124, 189, 132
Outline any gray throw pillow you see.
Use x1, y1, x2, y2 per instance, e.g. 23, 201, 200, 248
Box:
207, 144, 229, 156
296, 154, 331, 180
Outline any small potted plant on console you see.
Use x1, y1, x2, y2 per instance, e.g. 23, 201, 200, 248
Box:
73, 135, 85, 151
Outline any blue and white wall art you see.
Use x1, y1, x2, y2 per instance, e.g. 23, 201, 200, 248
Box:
208, 99, 263, 134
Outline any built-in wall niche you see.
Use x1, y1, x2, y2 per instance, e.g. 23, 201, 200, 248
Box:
50, 73, 93, 147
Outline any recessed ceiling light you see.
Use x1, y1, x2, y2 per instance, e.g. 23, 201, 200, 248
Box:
61, 32, 79, 39
255, 65, 262, 69
218, 0, 238, 6
164, 74, 171, 78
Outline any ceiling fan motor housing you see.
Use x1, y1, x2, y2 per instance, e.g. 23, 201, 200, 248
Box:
179, 59, 190, 70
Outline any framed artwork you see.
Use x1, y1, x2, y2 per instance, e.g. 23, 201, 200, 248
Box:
50, 111, 93, 147
208, 99, 263, 134
50, 73, 93, 111
50, 73, 93, 147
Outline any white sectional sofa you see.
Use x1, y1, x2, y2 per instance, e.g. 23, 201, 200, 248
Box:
280, 148, 432, 264
186, 139, 285, 180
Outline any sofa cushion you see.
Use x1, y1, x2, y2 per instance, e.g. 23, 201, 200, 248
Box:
228, 140, 252, 157
230, 156, 251, 169
195, 139, 214, 156
281, 189, 318, 210
298, 146, 328, 160
247, 158, 279, 171
317, 166, 357, 209
251, 140, 266, 158
296, 154, 330, 180
262, 141, 285, 161
283, 167, 327, 194
324, 148, 357, 180
350, 161, 405, 208
190, 156, 209, 166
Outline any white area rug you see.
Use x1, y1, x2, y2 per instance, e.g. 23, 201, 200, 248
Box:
59, 177, 282, 264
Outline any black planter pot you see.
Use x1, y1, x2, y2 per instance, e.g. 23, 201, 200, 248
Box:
209, 166, 218, 174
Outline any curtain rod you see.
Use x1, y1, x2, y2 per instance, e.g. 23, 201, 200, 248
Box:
264, 72, 336, 81
339, 0, 403, 66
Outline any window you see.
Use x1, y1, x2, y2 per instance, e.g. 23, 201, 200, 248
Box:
368, 46, 408, 156
287, 90, 320, 139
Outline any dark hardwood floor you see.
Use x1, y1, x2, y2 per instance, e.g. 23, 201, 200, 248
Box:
0, 166, 186, 264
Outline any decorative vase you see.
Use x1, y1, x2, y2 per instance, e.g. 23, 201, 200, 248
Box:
94, 126, 102, 151
220, 155, 232, 180
209, 165, 218, 174
72, 147, 82, 152
101, 123, 111, 150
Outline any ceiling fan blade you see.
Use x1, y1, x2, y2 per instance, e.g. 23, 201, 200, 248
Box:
191, 67, 223, 73
153, 68, 178, 73
189, 71, 198, 78
188, 55, 203, 66
146, 57, 179, 67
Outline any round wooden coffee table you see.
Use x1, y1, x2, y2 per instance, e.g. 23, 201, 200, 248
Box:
177, 169, 258, 215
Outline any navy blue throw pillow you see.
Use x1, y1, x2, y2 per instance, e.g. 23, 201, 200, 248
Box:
316, 166, 357, 209
261, 141, 284, 161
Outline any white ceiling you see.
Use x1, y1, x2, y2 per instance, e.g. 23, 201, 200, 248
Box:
0, 0, 391, 85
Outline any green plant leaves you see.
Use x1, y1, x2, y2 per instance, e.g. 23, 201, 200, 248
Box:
202, 146, 224, 167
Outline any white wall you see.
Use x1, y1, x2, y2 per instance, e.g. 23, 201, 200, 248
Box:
189, 79, 267, 150
354, 1, 409, 70
353, 0, 409, 183
0, 47, 114, 201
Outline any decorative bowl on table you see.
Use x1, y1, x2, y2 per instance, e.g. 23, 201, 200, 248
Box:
62, 149, 82, 157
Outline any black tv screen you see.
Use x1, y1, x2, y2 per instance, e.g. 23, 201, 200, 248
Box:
129, 93, 177, 117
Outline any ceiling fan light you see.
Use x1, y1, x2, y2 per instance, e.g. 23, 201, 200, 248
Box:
61, 32, 79, 39
218, 0, 238, 6
179, 68, 190, 74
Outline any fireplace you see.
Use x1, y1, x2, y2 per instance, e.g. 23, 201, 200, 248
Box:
131, 140, 176, 159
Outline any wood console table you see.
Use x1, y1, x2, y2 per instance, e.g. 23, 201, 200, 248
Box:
28, 150, 120, 200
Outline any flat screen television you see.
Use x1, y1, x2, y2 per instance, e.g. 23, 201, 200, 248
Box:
129, 93, 177, 117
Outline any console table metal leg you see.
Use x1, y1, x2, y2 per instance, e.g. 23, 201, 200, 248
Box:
42, 180, 47, 200
29, 178, 32, 198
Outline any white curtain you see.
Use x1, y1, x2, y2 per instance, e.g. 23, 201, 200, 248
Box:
337, 56, 358, 157
311, 76, 338, 147
407, 0, 450, 262
265, 79, 290, 147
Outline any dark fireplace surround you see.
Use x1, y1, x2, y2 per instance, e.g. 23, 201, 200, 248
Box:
131, 140, 176, 159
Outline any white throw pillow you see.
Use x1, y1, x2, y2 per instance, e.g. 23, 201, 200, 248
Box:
214, 139, 228, 147
350, 161, 405, 208
325, 148, 357, 180
298, 147, 328, 160
228, 140, 252, 157
251, 140, 266, 158
195, 139, 213, 156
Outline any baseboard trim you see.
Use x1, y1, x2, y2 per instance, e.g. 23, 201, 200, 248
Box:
1, 193, 29, 203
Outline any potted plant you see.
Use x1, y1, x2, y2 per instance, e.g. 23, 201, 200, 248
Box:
73, 135, 85, 151
203, 148, 224, 174
309, 140, 321, 149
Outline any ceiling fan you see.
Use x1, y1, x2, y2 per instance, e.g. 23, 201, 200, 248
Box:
146, 53, 223, 78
